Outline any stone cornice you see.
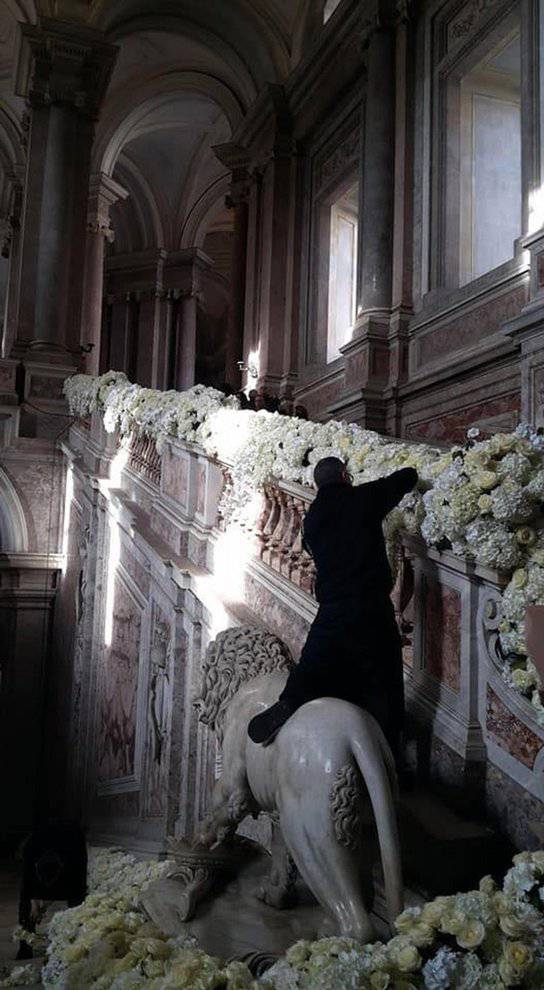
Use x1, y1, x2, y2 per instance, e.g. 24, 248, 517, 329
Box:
15, 19, 118, 118
228, 84, 294, 163
87, 172, 129, 241
285, 0, 369, 134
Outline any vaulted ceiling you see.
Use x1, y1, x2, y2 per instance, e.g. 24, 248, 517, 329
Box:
0, 0, 329, 250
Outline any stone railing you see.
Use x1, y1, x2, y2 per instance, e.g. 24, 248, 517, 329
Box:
250, 483, 316, 595
59, 418, 544, 855
128, 432, 161, 487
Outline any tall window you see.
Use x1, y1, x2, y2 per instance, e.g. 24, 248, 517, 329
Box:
323, 0, 343, 23
327, 183, 358, 363
458, 32, 521, 284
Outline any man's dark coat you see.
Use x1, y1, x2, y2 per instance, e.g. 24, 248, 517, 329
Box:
280, 467, 418, 753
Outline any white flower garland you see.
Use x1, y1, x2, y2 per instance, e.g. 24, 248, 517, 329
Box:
64, 374, 544, 723
10, 847, 544, 988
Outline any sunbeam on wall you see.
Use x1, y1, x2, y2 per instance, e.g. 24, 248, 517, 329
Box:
192, 494, 262, 639
528, 185, 544, 236
61, 464, 74, 576
104, 509, 121, 648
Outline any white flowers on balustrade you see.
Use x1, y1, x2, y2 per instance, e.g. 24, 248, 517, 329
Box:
64, 373, 544, 722
7, 848, 544, 988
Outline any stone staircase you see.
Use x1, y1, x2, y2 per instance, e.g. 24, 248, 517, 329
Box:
370, 783, 513, 936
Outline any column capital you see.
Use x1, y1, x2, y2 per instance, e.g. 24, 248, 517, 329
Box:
87, 172, 129, 242
15, 19, 118, 118
213, 142, 251, 206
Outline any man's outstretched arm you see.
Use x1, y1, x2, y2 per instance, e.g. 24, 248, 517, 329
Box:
359, 467, 418, 518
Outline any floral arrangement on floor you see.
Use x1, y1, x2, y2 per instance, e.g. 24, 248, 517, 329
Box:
262, 850, 544, 989
6, 848, 544, 988
64, 372, 544, 721
30, 847, 255, 989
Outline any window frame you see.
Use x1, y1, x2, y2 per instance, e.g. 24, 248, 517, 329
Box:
421, 0, 532, 301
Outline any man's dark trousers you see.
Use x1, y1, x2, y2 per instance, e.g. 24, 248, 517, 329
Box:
280, 597, 404, 757
278, 468, 417, 759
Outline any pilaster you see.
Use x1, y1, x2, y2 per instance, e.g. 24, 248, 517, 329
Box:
82, 173, 129, 375
11, 19, 118, 416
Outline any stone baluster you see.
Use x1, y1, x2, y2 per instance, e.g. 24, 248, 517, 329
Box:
259, 487, 281, 559
279, 495, 300, 577
263, 490, 289, 568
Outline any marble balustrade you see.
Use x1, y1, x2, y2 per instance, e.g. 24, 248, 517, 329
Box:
57, 416, 544, 854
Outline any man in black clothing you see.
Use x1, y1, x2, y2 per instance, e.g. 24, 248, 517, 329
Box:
248, 456, 418, 756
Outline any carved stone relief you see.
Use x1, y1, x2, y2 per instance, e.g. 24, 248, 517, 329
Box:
144, 605, 173, 818
330, 763, 362, 851
96, 578, 142, 782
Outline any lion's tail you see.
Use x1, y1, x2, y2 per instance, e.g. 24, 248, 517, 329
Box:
351, 717, 403, 929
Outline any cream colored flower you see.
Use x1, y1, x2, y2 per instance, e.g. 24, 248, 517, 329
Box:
511, 668, 537, 693
479, 875, 498, 896
455, 919, 486, 949
473, 470, 498, 491
516, 526, 537, 546
478, 494, 493, 513
511, 568, 528, 589
285, 940, 311, 966
498, 941, 534, 985
395, 943, 421, 973
370, 973, 391, 989
421, 896, 450, 926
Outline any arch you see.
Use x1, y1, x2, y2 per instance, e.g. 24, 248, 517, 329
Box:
0, 104, 24, 170
94, 73, 243, 176
89, 1, 290, 86
179, 174, 230, 249
0, 467, 30, 552
111, 156, 165, 251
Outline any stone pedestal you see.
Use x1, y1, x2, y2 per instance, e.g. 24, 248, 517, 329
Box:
0, 558, 59, 848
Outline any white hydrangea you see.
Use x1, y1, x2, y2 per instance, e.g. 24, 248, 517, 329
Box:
490, 480, 532, 523
465, 519, 520, 570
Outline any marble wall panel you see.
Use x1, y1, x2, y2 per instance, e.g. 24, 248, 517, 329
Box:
486, 687, 543, 770
162, 446, 189, 507
424, 579, 461, 692
413, 286, 526, 368
244, 572, 313, 659
120, 542, 151, 598
405, 392, 520, 444
96, 577, 142, 782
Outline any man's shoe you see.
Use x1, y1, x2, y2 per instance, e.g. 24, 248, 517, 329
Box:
248, 699, 297, 746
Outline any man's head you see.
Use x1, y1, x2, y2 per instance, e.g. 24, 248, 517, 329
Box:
313, 456, 351, 489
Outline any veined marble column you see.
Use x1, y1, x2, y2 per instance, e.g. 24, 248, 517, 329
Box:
355, 26, 395, 322
175, 292, 198, 390
82, 174, 128, 376
335, 12, 396, 430
214, 144, 251, 390
12, 20, 117, 376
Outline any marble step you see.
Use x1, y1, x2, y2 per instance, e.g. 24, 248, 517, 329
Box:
398, 786, 511, 897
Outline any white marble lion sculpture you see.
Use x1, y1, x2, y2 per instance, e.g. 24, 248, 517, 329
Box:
195, 626, 403, 941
